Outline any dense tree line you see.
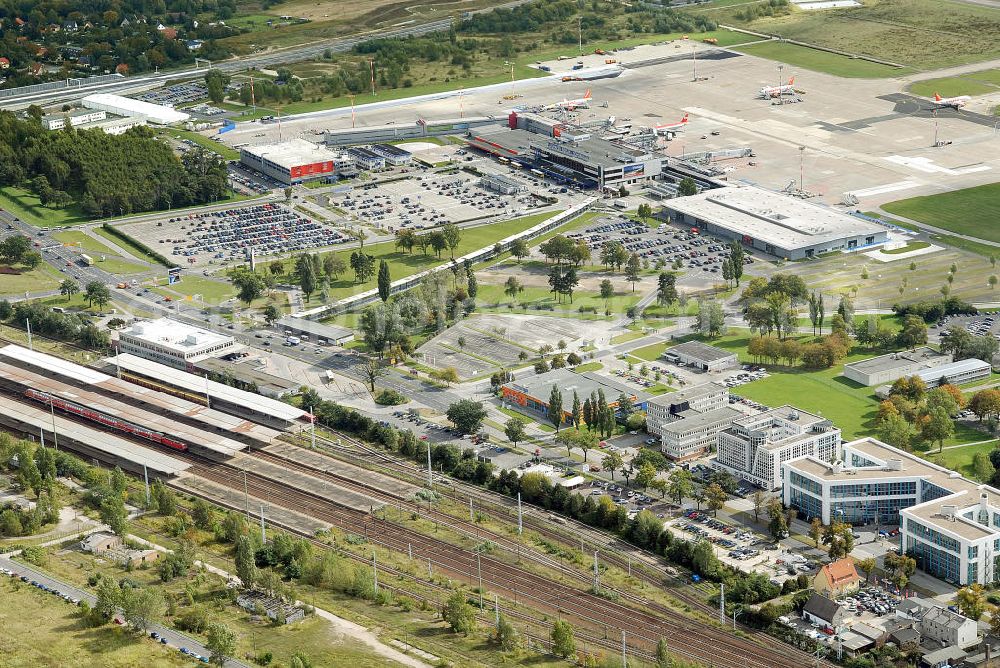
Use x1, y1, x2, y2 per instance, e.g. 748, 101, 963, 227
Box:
0, 299, 111, 348
891, 296, 976, 323
0, 113, 229, 217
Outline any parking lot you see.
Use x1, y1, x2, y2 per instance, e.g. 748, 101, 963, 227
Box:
667, 510, 776, 572
331, 173, 538, 231
120, 203, 349, 267
137, 83, 209, 107
565, 215, 756, 276
931, 312, 1000, 341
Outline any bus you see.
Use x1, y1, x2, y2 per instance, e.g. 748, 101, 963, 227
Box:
79, 254, 93, 266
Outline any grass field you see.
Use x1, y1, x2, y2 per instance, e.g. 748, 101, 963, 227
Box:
909, 69, 1000, 98
154, 274, 236, 304
924, 440, 999, 480
0, 186, 89, 228
721, 0, 1000, 71
93, 256, 149, 275
572, 361, 603, 373
883, 183, 1000, 244
610, 330, 648, 345
0, 579, 191, 668
734, 41, 909, 78
51, 230, 115, 255
630, 341, 671, 362
0, 263, 62, 297
92, 227, 172, 267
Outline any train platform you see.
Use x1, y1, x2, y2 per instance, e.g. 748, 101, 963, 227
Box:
232, 454, 386, 513
264, 442, 418, 499
104, 354, 310, 432
0, 395, 189, 477
171, 475, 331, 535
0, 345, 279, 448
0, 359, 247, 460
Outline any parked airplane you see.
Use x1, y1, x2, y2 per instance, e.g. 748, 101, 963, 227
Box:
542, 89, 592, 111
651, 114, 689, 136
931, 92, 970, 109
758, 77, 796, 98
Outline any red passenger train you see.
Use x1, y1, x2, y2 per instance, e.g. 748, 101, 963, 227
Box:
23, 389, 189, 452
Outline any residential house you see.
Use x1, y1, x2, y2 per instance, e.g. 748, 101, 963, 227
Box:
801, 593, 846, 629
921, 647, 967, 668
919, 606, 979, 649
813, 558, 861, 597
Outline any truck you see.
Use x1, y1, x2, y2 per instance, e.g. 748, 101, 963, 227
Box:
286, 336, 301, 345
79, 254, 93, 266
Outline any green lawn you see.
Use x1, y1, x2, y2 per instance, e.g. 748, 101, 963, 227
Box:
630, 341, 672, 362
0, 579, 193, 668
51, 230, 115, 255
909, 69, 1000, 98
154, 274, 236, 304
572, 361, 603, 373
0, 186, 89, 228
924, 440, 999, 480
883, 184, 1000, 243
610, 330, 647, 345
94, 256, 149, 275
476, 282, 642, 316
299, 211, 558, 301
927, 233, 1000, 260
734, 41, 910, 78
0, 263, 62, 297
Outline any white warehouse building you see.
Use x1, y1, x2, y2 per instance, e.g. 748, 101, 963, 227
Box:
116, 318, 235, 369
82, 93, 190, 125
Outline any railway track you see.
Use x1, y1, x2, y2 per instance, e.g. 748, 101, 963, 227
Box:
288, 432, 835, 667
182, 454, 813, 668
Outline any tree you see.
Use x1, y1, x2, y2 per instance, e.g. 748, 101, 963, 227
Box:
441, 223, 461, 259
957, 584, 988, 621
668, 468, 693, 506
857, 557, 876, 584
677, 177, 698, 197
504, 417, 526, 446
447, 399, 487, 435
84, 281, 111, 310
767, 498, 788, 541
625, 253, 641, 291
656, 639, 671, 668
823, 521, 855, 560
510, 238, 530, 262
547, 384, 563, 432
467, 271, 478, 300
884, 550, 917, 589
232, 269, 266, 306
751, 490, 768, 524
974, 451, 995, 482
571, 391, 582, 429
897, 314, 927, 348
493, 613, 521, 651
100, 496, 128, 537
235, 534, 258, 589
656, 272, 677, 309
59, 279, 79, 301
550, 619, 576, 658
359, 357, 387, 391
728, 240, 745, 286
324, 254, 347, 280
600, 279, 615, 311
697, 299, 726, 338
705, 482, 726, 516
809, 518, 823, 548
878, 413, 915, 451
192, 498, 215, 531
602, 451, 624, 480
969, 389, 1000, 421
119, 586, 163, 632
377, 260, 391, 302
93, 577, 121, 623
637, 203, 652, 222
921, 406, 954, 452
504, 276, 522, 303
206, 621, 238, 666
261, 303, 280, 327
443, 590, 476, 634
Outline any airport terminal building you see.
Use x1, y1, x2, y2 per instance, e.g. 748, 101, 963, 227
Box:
662, 185, 888, 260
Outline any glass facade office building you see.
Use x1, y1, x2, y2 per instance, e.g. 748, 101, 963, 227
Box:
783, 438, 1000, 585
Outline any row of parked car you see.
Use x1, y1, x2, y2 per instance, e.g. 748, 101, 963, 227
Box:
3, 567, 81, 606
837, 587, 901, 618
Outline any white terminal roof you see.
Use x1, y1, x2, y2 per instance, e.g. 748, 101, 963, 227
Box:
667, 185, 885, 251
241, 138, 339, 169
110, 353, 308, 423
0, 344, 108, 384
121, 317, 233, 353
81, 93, 190, 125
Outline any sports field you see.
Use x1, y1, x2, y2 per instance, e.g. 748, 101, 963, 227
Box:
882, 183, 1000, 243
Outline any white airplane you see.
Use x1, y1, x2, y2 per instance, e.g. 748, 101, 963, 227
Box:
650, 114, 689, 136
542, 89, 592, 111
931, 92, 970, 109
758, 77, 796, 98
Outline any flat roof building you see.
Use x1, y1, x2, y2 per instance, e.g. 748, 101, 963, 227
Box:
784, 438, 1000, 586
324, 116, 498, 146
645, 382, 736, 461
662, 185, 888, 260
116, 318, 235, 369
875, 358, 991, 397
370, 143, 412, 165
346, 147, 385, 170
664, 340, 738, 372
716, 405, 840, 490
82, 93, 189, 125
843, 346, 950, 386
276, 317, 354, 345
240, 138, 345, 185
191, 357, 299, 399
42, 108, 106, 130
501, 368, 647, 427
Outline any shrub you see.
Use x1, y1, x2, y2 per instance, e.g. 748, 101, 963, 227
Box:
374, 389, 408, 406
